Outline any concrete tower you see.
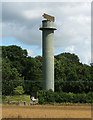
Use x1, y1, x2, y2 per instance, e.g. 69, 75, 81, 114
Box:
39, 14, 56, 91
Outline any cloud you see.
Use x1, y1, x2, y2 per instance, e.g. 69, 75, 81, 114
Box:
65, 45, 75, 52
2, 2, 91, 64
27, 49, 35, 56
23, 10, 41, 20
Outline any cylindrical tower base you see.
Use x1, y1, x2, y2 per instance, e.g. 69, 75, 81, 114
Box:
40, 20, 56, 92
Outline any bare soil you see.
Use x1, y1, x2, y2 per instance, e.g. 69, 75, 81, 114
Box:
2, 105, 92, 118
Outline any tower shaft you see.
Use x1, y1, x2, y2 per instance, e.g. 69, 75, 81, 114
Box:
40, 20, 56, 91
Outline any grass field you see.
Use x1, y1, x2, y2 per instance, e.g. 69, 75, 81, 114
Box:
2, 105, 92, 118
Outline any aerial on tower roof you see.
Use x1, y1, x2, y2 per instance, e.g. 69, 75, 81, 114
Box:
42, 13, 55, 22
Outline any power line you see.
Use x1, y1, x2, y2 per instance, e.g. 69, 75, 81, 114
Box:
2, 79, 93, 83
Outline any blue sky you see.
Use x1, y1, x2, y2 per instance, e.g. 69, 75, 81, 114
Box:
3, 37, 41, 56
2, 2, 91, 65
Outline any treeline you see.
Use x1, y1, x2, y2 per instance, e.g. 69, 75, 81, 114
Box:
2, 45, 93, 95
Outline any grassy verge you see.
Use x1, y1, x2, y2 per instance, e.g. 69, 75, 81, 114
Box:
2, 95, 31, 103
2, 94, 92, 106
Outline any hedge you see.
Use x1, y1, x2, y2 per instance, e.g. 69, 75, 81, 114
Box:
37, 90, 93, 104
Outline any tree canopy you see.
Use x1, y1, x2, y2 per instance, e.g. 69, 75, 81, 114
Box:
2, 45, 92, 95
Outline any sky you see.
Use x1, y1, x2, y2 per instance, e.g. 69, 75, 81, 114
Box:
2, 2, 91, 65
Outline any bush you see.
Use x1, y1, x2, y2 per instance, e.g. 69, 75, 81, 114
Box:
86, 92, 93, 103
38, 89, 55, 104
73, 93, 87, 103
55, 92, 74, 103
2, 95, 6, 100
38, 90, 93, 104
13, 86, 24, 95
55, 92, 93, 103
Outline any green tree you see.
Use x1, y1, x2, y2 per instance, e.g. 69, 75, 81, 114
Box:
2, 58, 24, 95
2, 45, 28, 76
13, 86, 24, 95
2, 45, 92, 94
2, 45, 27, 60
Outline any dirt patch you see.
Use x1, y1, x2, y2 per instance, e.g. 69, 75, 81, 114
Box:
2, 105, 92, 118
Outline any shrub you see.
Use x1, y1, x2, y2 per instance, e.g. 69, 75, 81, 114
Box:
13, 86, 24, 95
73, 93, 87, 103
38, 89, 55, 104
86, 92, 93, 103
2, 95, 6, 100
55, 92, 93, 103
38, 90, 93, 104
